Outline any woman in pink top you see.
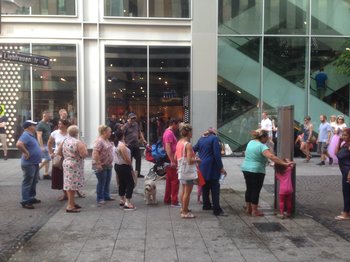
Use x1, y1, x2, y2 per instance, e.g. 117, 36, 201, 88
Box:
275, 159, 294, 219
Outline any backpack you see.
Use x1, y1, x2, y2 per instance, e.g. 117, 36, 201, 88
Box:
151, 140, 168, 162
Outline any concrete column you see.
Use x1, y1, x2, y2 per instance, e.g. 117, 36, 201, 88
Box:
191, 0, 217, 143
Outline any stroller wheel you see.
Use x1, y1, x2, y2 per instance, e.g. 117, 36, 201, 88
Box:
145, 169, 157, 181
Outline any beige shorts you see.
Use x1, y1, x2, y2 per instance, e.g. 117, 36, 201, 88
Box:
0, 134, 7, 151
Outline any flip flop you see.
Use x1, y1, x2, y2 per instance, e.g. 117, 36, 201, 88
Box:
181, 212, 196, 219
66, 208, 80, 213
74, 204, 82, 209
334, 215, 350, 221
252, 211, 264, 217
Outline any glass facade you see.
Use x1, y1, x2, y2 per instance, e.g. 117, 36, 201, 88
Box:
0, 44, 77, 149
218, 0, 350, 151
104, 0, 190, 18
1, 0, 76, 15
105, 46, 190, 143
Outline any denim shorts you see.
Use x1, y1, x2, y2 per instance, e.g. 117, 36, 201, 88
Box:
41, 146, 51, 161
179, 179, 195, 185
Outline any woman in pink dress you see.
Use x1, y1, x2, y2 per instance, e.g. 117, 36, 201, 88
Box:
328, 115, 347, 165
61, 125, 88, 213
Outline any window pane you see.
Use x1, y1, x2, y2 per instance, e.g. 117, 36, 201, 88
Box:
149, 46, 190, 143
105, 46, 147, 136
1, 0, 76, 15
0, 44, 31, 148
219, 0, 262, 34
311, 0, 350, 35
32, 45, 77, 125
104, 0, 147, 17
218, 37, 260, 151
264, 0, 307, 35
149, 0, 190, 18
310, 37, 350, 116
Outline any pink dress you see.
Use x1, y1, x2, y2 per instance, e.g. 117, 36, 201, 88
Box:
276, 166, 293, 195
62, 136, 84, 191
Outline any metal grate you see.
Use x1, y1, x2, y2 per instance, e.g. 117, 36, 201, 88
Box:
253, 222, 287, 233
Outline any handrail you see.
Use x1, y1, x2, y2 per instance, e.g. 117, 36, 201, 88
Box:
218, 131, 241, 147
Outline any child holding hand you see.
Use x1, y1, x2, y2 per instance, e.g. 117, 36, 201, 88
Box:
275, 159, 294, 219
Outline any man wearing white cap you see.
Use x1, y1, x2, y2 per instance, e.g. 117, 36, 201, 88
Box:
16, 120, 42, 209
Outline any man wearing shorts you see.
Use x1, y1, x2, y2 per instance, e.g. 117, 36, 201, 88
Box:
316, 114, 332, 166
37, 110, 52, 179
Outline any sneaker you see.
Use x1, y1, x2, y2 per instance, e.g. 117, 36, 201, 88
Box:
30, 198, 41, 204
43, 175, 52, 180
316, 161, 325, 166
97, 201, 106, 206
171, 203, 182, 208
329, 157, 333, 165
21, 203, 35, 209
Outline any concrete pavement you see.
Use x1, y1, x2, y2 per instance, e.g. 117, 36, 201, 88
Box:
1, 156, 350, 262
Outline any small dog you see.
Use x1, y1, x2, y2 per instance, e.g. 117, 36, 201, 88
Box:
144, 180, 157, 205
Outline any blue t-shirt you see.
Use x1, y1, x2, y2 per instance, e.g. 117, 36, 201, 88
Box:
315, 72, 327, 89
18, 131, 42, 165
318, 122, 332, 142
241, 140, 269, 174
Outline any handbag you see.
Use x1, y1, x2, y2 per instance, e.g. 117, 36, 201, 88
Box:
177, 142, 198, 180
309, 135, 317, 143
52, 154, 63, 170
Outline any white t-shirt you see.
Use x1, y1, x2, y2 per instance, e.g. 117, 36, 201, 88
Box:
261, 118, 273, 137
50, 130, 68, 153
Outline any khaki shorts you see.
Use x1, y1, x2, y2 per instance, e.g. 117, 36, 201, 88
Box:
0, 134, 7, 151
317, 142, 328, 154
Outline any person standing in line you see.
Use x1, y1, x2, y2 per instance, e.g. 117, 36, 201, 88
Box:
241, 129, 293, 216
193, 127, 227, 216
36, 110, 52, 179
47, 119, 70, 201
0, 112, 8, 160
163, 118, 181, 207
328, 115, 347, 165
92, 125, 115, 205
61, 125, 88, 213
315, 67, 328, 100
114, 129, 136, 210
16, 120, 42, 209
121, 113, 147, 177
316, 114, 333, 166
260, 111, 274, 165
300, 116, 313, 162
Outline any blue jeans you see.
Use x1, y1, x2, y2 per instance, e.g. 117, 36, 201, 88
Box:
95, 168, 112, 202
21, 164, 39, 204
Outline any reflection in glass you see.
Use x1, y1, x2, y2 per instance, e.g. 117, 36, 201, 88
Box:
149, 0, 190, 18
264, 0, 307, 34
311, 0, 350, 36
105, 46, 147, 136
149, 46, 190, 143
104, 0, 147, 17
32, 45, 77, 125
310, 37, 350, 115
0, 44, 30, 148
1, 0, 76, 15
217, 37, 260, 151
218, 0, 262, 34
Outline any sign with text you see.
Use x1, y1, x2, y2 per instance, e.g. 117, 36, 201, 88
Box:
1, 51, 50, 68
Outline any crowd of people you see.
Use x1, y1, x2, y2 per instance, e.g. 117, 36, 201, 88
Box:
12, 109, 350, 221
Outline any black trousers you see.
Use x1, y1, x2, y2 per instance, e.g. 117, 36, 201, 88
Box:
243, 171, 265, 205
115, 164, 134, 199
202, 179, 222, 215
129, 146, 141, 176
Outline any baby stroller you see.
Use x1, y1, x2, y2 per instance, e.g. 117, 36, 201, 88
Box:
144, 142, 169, 181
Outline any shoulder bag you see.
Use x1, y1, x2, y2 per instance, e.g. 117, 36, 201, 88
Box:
177, 142, 198, 180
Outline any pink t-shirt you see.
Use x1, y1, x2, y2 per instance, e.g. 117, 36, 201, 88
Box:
276, 166, 294, 195
163, 128, 177, 154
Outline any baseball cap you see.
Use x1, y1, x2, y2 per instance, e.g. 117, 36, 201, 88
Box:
23, 120, 38, 129
128, 113, 137, 119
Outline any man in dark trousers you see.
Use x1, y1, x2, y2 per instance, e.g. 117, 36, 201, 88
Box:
121, 113, 147, 177
16, 120, 42, 209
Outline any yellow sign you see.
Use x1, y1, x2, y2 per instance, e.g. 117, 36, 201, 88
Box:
0, 105, 5, 117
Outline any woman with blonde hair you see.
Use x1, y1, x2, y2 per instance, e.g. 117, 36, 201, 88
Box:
61, 125, 88, 213
241, 129, 293, 216
92, 125, 114, 205
175, 123, 201, 218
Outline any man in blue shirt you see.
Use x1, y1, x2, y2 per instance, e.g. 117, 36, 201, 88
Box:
315, 68, 328, 100
16, 120, 42, 209
316, 115, 333, 166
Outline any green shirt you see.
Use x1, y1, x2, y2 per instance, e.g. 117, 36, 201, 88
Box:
36, 121, 52, 144
241, 140, 269, 174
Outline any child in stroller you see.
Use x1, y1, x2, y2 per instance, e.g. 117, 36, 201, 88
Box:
144, 144, 169, 181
